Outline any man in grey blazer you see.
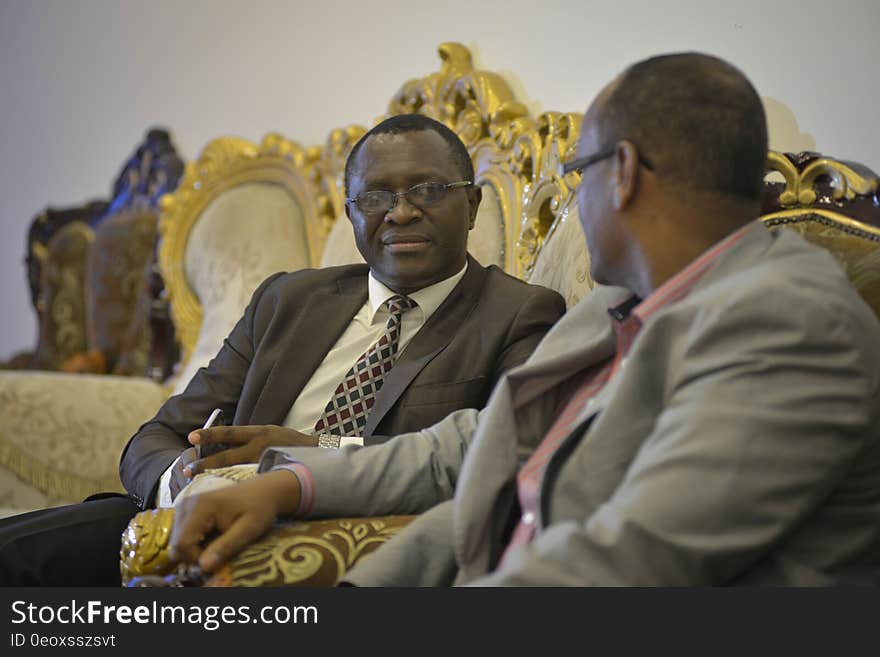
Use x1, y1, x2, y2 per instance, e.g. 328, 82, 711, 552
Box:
170, 53, 880, 585
0, 114, 564, 585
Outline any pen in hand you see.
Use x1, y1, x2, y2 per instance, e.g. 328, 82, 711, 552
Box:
195, 408, 223, 462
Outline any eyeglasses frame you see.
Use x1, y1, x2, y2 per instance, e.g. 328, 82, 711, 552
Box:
346, 180, 474, 214
561, 145, 655, 177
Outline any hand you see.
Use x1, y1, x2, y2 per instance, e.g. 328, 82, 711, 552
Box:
168, 469, 301, 573
169, 447, 199, 502
184, 425, 319, 476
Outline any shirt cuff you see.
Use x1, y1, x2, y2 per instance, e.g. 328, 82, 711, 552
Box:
339, 436, 363, 448
270, 462, 315, 517
155, 456, 180, 508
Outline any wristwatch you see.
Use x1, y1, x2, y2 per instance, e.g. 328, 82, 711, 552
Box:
316, 433, 342, 449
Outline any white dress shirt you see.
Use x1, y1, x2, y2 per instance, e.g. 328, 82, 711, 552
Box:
155, 262, 468, 507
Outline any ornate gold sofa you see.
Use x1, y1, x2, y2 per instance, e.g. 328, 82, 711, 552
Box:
114, 43, 880, 586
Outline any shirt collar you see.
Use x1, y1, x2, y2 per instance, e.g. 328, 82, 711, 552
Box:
367, 261, 469, 323
607, 220, 757, 343
608, 221, 758, 326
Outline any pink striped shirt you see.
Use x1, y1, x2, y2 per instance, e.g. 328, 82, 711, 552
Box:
500, 223, 753, 562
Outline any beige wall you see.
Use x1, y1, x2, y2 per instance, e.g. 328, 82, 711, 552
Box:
1, 0, 878, 357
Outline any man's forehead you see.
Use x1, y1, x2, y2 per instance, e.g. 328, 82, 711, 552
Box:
352, 130, 456, 183
360, 130, 451, 158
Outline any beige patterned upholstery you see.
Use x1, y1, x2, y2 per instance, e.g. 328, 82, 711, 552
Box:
467, 185, 506, 268
0, 372, 168, 511
528, 197, 593, 309
170, 182, 309, 394
317, 213, 365, 268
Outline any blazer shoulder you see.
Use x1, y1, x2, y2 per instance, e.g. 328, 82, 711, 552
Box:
259, 263, 369, 296
480, 264, 566, 307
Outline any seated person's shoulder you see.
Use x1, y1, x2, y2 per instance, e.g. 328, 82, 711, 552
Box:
690, 241, 880, 367
256, 264, 370, 301
482, 264, 566, 313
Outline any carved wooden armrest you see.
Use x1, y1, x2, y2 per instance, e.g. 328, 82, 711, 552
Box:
120, 507, 416, 587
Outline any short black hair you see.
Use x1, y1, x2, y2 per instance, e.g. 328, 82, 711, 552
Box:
597, 52, 768, 201
344, 114, 475, 196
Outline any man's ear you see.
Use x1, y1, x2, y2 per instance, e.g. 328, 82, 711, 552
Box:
612, 140, 640, 211
467, 185, 482, 230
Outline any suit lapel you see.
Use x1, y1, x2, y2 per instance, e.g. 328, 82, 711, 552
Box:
453, 285, 627, 576
361, 259, 488, 437
249, 274, 368, 425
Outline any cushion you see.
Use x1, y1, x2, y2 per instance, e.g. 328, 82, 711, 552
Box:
32, 222, 94, 370
85, 209, 158, 375
0, 371, 169, 505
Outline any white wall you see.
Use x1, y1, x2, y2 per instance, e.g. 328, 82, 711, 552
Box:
1, 0, 878, 357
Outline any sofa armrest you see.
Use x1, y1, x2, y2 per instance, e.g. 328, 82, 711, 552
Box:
120, 466, 415, 586
0, 371, 169, 509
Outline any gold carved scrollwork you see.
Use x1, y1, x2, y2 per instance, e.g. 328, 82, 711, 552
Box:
763, 152, 880, 317
314, 125, 367, 237
766, 151, 879, 207
158, 134, 327, 365
386, 43, 530, 151
119, 508, 176, 584
386, 42, 552, 273
514, 111, 584, 279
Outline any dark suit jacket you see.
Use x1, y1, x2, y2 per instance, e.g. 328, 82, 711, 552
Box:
119, 256, 565, 508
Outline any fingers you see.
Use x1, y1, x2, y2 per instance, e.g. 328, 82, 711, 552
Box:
189, 425, 260, 447
168, 497, 219, 567
169, 471, 301, 572
187, 444, 258, 476
197, 509, 274, 573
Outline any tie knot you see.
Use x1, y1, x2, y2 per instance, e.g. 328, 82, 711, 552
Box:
386, 295, 416, 316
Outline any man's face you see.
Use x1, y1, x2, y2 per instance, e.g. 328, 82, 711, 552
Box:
575, 90, 626, 287
345, 130, 479, 294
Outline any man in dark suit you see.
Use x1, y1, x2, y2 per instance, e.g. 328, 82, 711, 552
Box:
0, 114, 565, 585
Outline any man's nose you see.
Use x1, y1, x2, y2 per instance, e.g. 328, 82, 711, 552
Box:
384, 194, 421, 224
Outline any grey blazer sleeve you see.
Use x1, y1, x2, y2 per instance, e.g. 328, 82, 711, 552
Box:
466, 286, 880, 586
341, 500, 458, 587
260, 407, 482, 517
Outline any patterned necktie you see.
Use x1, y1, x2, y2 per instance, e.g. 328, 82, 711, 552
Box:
314, 294, 417, 437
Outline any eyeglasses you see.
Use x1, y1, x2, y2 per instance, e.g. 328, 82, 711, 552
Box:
347, 180, 473, 215
560, 147, 655, 176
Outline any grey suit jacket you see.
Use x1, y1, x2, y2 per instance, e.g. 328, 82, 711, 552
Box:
266, 223, 880, 586
119, 255, 565, 508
